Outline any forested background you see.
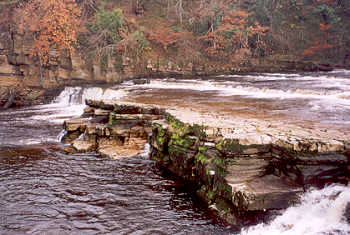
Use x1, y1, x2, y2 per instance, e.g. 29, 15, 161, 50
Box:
1, 0, 350, 76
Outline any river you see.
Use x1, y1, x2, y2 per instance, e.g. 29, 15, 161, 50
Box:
0, 71, 349, 234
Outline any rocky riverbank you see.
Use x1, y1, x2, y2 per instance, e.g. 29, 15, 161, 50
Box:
61, 99, 350, 225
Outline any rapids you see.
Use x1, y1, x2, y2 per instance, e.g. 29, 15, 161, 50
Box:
0, 70, 349, 234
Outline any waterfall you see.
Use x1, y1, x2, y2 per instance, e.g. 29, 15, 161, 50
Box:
240, 184, 350, 235
57, 130, 68, 142
53, 86, 127, 106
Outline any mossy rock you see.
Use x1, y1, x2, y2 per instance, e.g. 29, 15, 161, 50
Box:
165, 113, 207, 139
213, 178, 232, 201
168, 133, 196, 149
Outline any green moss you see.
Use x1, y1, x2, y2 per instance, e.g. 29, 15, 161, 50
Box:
198, 146, 207, 152
216, 140, 224, 151
107, 112, 120, 126
99, 101, 105, 109
216, 167, 227, 177
207, 189, 215, 201
114, 104, 120, 112
214, 157, 226, 168
155, 124, 167, 147
216, 139, 244, 153
108, 112, 114, 125
192, 123, 207, 139
195, 152, 209, 164
214, 181, 232, 201
168, 145, 193, 158
168, 133, 195, 149
215, 199, 232, 213
165, 113, 207, 139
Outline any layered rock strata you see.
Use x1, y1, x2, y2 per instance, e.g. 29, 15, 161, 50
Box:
62, 100, 350, 225
62, 100, 165, 159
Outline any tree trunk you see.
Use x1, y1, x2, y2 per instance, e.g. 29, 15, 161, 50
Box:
175, 0, 184, 24
167, 0, 171, 18
38, 52, 43, 87
132, 0, 144, 15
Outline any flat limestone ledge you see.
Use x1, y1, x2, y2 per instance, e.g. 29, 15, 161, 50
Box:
149, 112, 349, 225
88, 99, 350, 154
66, 100, 349, 225
167, 108, 350, 154
85, 99, 166, 115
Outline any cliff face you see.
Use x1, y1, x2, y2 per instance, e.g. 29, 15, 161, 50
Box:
0, 30, 132, 107
0, 31, 111, 87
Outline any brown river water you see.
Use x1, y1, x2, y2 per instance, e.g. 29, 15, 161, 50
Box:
0, 71, 349, 234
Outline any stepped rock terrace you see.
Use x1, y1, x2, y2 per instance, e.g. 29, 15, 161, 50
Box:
62, 97, 350, 225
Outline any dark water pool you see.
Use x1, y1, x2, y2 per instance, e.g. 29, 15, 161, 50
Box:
0, 144, 233, 234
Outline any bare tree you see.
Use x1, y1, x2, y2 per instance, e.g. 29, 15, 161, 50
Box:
175, 0, 185, 24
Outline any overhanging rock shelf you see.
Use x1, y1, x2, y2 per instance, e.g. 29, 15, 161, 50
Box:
62, 99, 350, 225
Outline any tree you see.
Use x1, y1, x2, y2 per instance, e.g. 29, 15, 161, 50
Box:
147, 21, 190, 51
201, 10, 268, 57
88, 7, 124, 51
17, 0, 82, 63
175, 0, 185, 24
132, 0, 145, 15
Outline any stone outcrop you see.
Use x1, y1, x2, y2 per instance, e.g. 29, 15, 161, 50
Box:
62, 100, 166, 159
150, 113, 349, 224
61, 100, 350, 225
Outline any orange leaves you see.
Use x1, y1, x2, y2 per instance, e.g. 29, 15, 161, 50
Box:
222, 10, 248, 30
147, 21, 191, 50
201, 10, 269, 58
319, 23, 332, 31
249, 22, 269, 37
17, 0, 82, 64
302, 41, 333, 55
202, 32, 226, 56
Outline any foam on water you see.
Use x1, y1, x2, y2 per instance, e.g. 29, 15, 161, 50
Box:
136, 77, 350, 105
139, 143, 151, 158
54, 86, 127, 105
0, 86, 128, 146
30, 86, 128, 124
240, 184, 350, 235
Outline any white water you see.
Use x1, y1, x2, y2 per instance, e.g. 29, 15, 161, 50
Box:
127, 70, 350, 127
135, 72, 350, 104
0, 86, 127, 145
1, 73, 349, 233
240, 184, 350, 235
30, 86, 127, 124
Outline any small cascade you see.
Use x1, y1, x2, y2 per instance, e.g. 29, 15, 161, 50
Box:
54, 87, 84, 105
139, 143, 151, 158
240, 184, 350, 235
53, 86, 128, 106
57, 130, 68, 142
76, 128, 87, 141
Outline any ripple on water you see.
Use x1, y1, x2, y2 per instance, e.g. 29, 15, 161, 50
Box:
0, 145, 233, 234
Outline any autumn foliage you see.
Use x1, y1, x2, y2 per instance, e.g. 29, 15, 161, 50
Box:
201, 10, 268, 57
147, 21, 192, 50
302, 41, 333, 55
17, 0, 82, 64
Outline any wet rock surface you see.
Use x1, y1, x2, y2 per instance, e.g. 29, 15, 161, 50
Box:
62, 100, 350, 225
62, 100, 165, 159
